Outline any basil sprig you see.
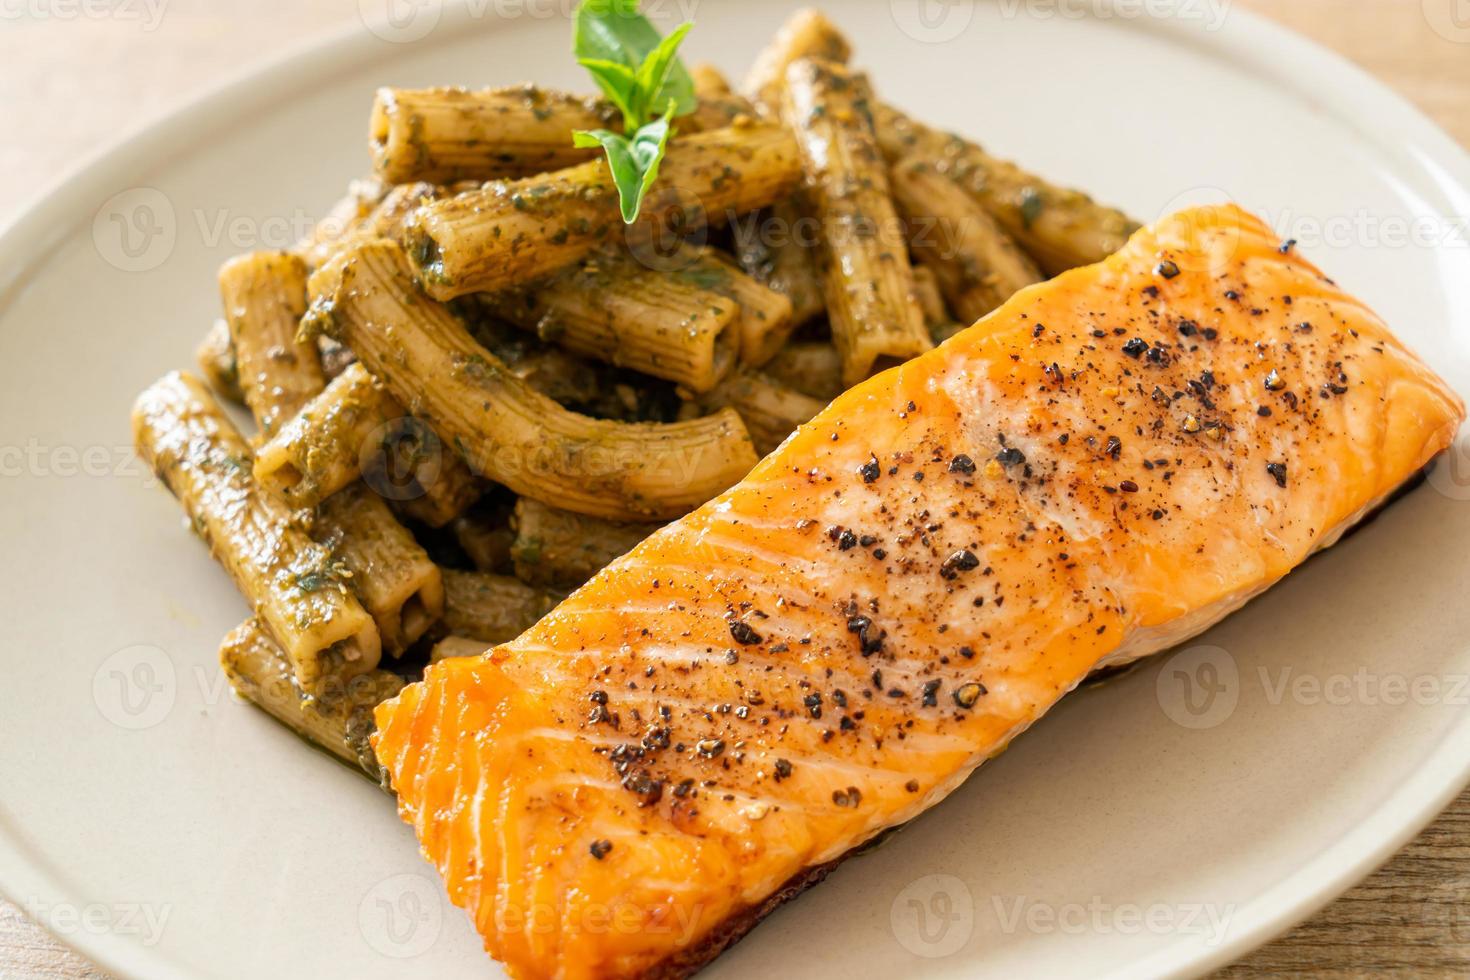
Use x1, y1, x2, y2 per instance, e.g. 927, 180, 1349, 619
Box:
572, 0, 696, 223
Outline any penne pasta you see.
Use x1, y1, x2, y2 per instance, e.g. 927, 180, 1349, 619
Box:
689, 62, 733, 97
429, 635, 491, 664
909, 263, 952, 330
253, 361, 481, 525
132, 372, 381, 694
441, 569, 561, 645
195, 318, 242, 405
371, 85, 756, 186
371, 85, 619, 184
219, 617, 404, 783
307, 240, 759, 521
451, 505, 516, 575
762, 340, 844, 401
889, 156, 1043, 323
300, 181, 447, 271
731, 198, 826, 331
511, 497, 659, 590
218, 251, 323, 439
486, 247, 742, 394
682, 245, 796, 367
683, 369, 826, 456
402, 122, 802, 299
872, 102, 1139, 274
782, 59, 932, 386
743, 7, 852, 116
294, 177, 390, 267
314, 484, 445, 657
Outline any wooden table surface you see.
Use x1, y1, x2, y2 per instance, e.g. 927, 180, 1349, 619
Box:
2, 1, 1468, 976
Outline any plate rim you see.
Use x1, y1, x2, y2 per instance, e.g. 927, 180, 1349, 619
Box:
2, 3, 1468, 978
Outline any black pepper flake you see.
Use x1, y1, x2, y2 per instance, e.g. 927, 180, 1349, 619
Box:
859, 456, 881, 483
953, 682, 986, 709
836, 528, 857, 550
696, 738, 726, 758
1121, 337, 1149, 358
832, 787, 862, 808
959, 645, 975, 659
728, 620, 763, 646
949, 454, 976, 475
621, 770, 664, 805
1266, 462, 1288, 488
1119, 480, 1139, 493
1279, 238, 1297, 253
940, 549, 981, 579
1257, 406, 1272, 417
1156, 260, 1181, 279
847, 616, 885, 656
589, 690, 608, 705
773, 758, 793, 781
1151, 509, 1164, 520
802, 693, 823, 719
1104, 435, 1122, 460
921, 679, 942, 707
995, 447, 1026, 467
1264, 369, 1285, 391
589, 840, 613, 860
1178, 320, 1199, 337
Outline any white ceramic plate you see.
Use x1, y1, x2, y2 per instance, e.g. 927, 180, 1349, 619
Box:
4, 2, 1470, 978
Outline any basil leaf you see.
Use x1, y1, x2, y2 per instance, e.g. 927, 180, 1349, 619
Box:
573, 0, 695, 122
631, 22, 695, 122
573, 104, 674, 224
577, 57, 640, 129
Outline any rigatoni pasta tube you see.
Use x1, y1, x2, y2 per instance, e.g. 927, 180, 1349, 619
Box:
219, 617, 403, 783
371, 85, 619, 183
676, 245, 796, 367
889, 156, 1042, 323
743, 7, 852, 115
402, 122, 802, 299
294, 177, 389, 268
195, 319, 242, 404
253, 361, 481, 524
909, 264, 953, 330
731, 199, 825, 331
314, 484, 444, 657
308, 240, 759, 521
132, 372, 381, 694
370, 85, 755, 185
782, 59, 932, 386
511, 497, 659, 590
487, 248, 741, 394
685, 370, 825, 456
871, 102, 1138, 274
441, 569, 561, 645
218, 251, 323, 438
298, 181, 442, 271
763, 341, 843, 401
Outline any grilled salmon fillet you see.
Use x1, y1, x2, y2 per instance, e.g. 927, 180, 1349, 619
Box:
373, 205, 1463, 979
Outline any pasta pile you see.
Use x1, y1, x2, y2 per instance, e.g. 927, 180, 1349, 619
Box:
133, 9, 1137, 780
